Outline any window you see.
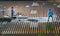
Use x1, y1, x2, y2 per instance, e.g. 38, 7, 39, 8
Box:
30, 10, 37, 14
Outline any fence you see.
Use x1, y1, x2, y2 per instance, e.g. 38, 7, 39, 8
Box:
0, 21, 60, 34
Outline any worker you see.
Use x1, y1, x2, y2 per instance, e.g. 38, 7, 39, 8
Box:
11, 7, 14, 18
48, 8, 53, 22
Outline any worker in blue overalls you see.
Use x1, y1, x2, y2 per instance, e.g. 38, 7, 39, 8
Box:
11, 7, 14, 18
48, 8, 53, 22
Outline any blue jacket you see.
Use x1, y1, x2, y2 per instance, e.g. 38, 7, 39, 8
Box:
11, 8, 14, 13
48, 9, 53, 16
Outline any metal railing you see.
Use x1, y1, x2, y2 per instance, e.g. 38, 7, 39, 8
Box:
0, 21, 60, 34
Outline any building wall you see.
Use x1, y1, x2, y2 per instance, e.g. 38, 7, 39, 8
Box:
0, 1, 58, 17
